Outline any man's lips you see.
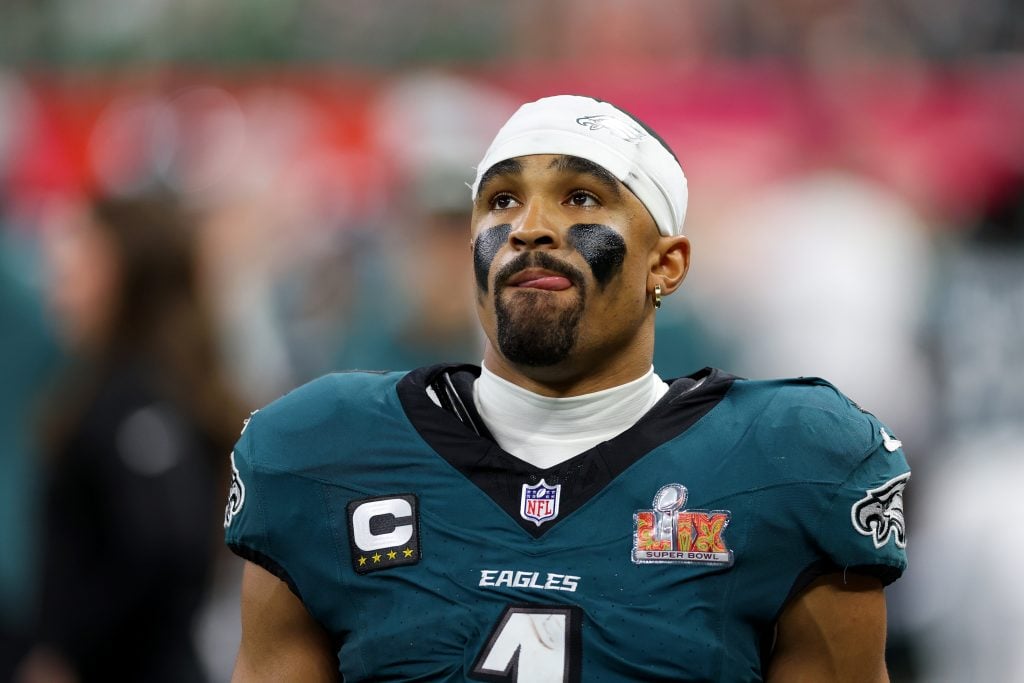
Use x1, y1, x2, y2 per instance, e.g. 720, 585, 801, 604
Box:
505, 269, 574, 291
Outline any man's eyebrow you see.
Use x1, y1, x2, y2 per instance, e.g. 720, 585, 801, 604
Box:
550, 155, 622, 198
477, 158, 523, 196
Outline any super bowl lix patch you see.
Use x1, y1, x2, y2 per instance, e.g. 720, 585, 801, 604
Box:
632, 484, 734, 566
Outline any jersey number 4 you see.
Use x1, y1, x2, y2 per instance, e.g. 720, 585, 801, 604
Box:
470, 604, 583, 682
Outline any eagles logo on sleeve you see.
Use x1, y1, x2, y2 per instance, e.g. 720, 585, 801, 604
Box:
224, 451, 245, 528
851, 472, 910, 549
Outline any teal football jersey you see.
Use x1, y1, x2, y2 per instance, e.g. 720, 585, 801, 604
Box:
224, 365, 909, 682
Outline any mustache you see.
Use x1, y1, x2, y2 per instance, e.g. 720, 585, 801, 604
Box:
494, 250, 587, 292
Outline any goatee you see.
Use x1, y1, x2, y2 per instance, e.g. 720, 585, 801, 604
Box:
493, 252, 586, 367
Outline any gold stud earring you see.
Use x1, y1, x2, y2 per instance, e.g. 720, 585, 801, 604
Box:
653, 284, 662, 309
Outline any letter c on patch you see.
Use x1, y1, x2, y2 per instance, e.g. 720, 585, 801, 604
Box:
351, 498, 414, 552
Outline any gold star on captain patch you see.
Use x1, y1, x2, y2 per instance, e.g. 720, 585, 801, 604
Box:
358, 556, 367, 567
387, 550, 398, 560
372, 552, 382, 563
403, 548, 414, 558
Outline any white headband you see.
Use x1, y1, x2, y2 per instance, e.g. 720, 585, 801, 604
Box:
471, 95, 688, 237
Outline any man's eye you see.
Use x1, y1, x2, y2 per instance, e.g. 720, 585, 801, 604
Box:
567, 191, 599, 207
491, 194, 520, 210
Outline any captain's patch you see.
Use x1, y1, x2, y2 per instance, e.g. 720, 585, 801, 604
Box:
347, 494, 420, 574
852, 472, 910, 549
632, 484, 734, 566
223, 451, 245, 528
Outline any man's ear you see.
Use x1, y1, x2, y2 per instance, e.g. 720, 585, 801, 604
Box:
649, 235, 690, 295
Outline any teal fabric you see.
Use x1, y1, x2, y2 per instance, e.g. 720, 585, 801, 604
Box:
226, 367, 909, 682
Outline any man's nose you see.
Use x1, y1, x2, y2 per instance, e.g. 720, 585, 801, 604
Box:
509, 200, 561, 250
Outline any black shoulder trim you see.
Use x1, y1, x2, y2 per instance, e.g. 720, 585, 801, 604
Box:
778, 559, 840, 618
398, 365, 735, 538
775, 558, 903, 620
844, 563, 903, 587
229, 542, 345, 657
228, 542, 303, 603
428, 367, 483, 436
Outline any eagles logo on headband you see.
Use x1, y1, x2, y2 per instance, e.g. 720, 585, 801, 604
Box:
471, 95, 689, 237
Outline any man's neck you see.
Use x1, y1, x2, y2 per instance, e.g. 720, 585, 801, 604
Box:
481, 345, 655, 397
474, 362, 669, 467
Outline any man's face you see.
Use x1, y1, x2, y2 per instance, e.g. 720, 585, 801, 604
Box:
471, 154, 661, 370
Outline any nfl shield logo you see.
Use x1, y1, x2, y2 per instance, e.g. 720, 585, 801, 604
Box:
520, 479, 561, 527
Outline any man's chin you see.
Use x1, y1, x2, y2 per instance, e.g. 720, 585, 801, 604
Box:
498, 334, 576, 367
495, 291, 583, 367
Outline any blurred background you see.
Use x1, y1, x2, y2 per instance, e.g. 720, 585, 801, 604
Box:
1, 1, 1022, 681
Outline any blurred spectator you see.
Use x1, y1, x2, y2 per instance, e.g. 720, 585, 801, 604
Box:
651, 295, 740, 380
926, 172, 1024, 444
0, 71, 62, 682
0, 219, 60, 682
331, 168, 483, 371
906, 173, 1024, 682
691, 169, 935, 447
15, 195, 244, 683
326, 73, 513, 372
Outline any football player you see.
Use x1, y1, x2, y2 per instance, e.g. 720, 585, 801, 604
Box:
225, 95, 909, 682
